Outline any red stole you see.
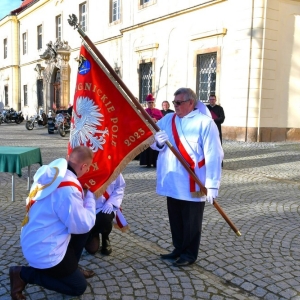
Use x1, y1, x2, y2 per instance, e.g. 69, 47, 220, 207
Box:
58, 181, 83, 197
171, 114, 205, 193
22, 180, 83, 227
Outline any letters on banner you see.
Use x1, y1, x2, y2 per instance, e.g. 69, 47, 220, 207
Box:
68, 44, 153, 197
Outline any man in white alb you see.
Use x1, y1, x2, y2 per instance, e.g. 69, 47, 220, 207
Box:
152, 87, 223, 266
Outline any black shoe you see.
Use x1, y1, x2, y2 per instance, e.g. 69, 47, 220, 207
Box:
9, 266, 26, 300
100, 245, 112, 255
101, 235, 112, 255
173, 258, 194, 267
160, 252, 180, 260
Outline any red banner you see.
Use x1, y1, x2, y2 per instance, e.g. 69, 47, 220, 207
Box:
68, 45, 153, 196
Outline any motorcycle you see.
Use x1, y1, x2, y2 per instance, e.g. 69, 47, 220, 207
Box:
0, 112, 4, 125
25, 112, 48, 130
3, 108, 24, 124
16, 111, 25, 124
56, 112, 71, 137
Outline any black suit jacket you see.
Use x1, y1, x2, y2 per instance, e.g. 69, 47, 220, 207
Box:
206, 104, 225, 143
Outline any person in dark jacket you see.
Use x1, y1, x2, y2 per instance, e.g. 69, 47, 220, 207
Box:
161, 101, 174, 116
139, 94, 163, 168
206, 94, 225, 144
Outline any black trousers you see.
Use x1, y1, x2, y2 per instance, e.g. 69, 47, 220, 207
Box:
167, 197, 205, 262
20, 233, 90, 296
90, 211, 114, 238
139, 147, 159, 167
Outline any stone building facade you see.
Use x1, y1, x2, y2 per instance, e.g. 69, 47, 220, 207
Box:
0, 0, 300, 142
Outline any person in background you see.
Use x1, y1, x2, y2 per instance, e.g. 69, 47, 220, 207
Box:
140, 94, 163, 168
9, 146, 96, 300
161, 100, 174, 116
84, 174, 126, 256
151, 87, 223, 267
206, 94, 225, 144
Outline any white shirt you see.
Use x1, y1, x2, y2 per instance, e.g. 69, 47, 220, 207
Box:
151, 109, 224, 201
20, 169, 96, 269
95, 174, 125, 214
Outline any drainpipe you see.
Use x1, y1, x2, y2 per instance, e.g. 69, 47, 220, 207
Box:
166, 27, 175, 100
257, 0, 267, 142
18, 19, 21, 111
245, 0, 255, 142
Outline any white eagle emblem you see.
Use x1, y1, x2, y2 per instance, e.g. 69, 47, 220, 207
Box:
69, 96, 109, 152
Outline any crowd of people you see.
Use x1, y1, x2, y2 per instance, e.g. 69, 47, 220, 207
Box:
9, 87, 225, 299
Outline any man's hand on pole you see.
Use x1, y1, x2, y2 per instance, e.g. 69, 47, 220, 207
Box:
206, 188, 218, 204
155, 131, 169, 147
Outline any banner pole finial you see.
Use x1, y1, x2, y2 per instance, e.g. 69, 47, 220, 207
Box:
68, 14, 86, 37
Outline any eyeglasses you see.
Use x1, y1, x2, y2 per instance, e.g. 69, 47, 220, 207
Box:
172, 99, 190, 106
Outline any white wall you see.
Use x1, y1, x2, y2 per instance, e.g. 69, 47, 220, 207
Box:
1, 0, 300, 138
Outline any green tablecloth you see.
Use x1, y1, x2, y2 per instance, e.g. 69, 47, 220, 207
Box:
0, 146, 42, 177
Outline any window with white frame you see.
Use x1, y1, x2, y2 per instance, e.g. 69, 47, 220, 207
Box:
4, 38, 7, 59
139, 0, 156, 9
196, 52, 217, 102
111, 0, 120, 22
24, 85, 28, 106
79, 2, 87, 32
139, 62, 152, 103
37, 25, 43, 49
22, 33, 27, 55
56, 15, 62, 40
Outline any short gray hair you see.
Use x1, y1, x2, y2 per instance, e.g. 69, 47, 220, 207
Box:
174, 88, 197, 107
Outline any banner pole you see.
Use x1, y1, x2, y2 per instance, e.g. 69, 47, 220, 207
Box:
68, 14, 241, 236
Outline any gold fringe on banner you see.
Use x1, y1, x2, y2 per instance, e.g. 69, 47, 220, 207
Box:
93, 135, 155, 199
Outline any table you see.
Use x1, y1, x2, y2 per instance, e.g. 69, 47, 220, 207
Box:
0, 146, 42, 201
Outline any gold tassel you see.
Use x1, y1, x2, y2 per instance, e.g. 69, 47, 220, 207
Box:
21, 214, 29, 227
20, 167, 60, 227
28, 185, 39, 199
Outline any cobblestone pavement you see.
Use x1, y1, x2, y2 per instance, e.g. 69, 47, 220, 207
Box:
0, 123, 300, 300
